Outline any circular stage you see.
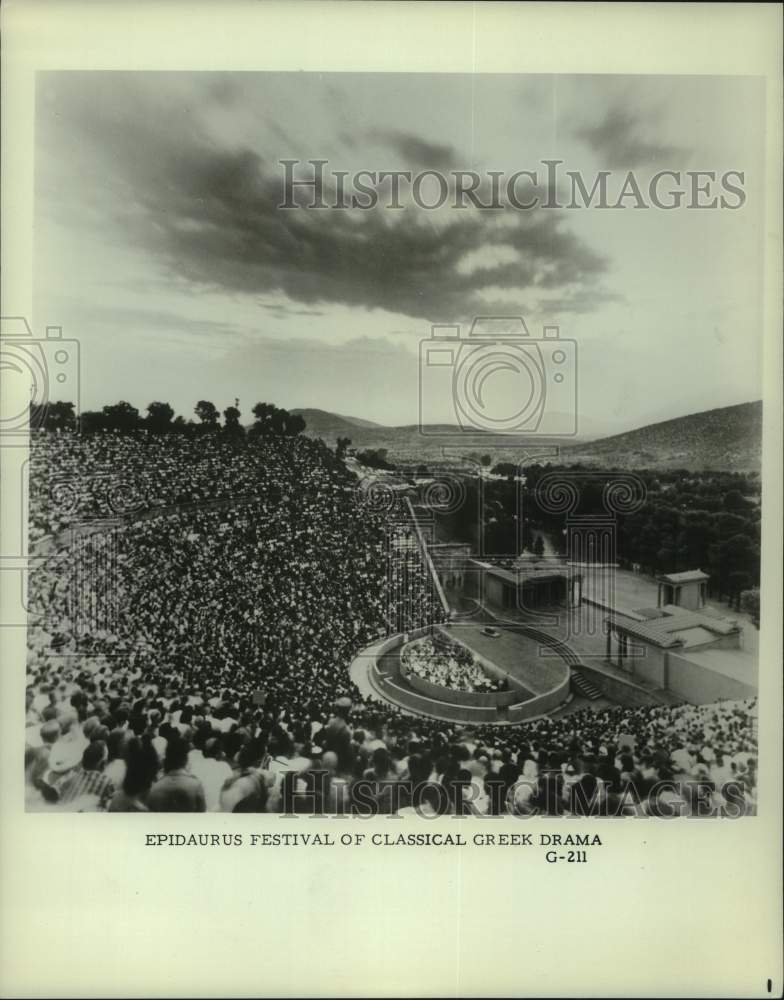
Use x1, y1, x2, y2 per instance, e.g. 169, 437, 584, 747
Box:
353, 623, 574, 725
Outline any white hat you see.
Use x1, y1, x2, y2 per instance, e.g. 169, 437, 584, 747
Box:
48, 732, 88, 773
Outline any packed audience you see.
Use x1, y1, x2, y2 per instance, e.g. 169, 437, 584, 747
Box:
24, 678, 758, 816
24, 430, 758, 816
402, 635, 506, 694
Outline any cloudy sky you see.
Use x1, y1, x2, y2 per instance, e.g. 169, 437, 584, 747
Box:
34, 71, 764, 434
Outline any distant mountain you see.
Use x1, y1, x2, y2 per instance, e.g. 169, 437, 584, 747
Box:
296, 410, 598, 467
290, 408, 383, 434
294, 401, 762, 473
560, 401, 762, 473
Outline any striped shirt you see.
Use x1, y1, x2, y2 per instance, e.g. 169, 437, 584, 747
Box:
57, 767, 115, 810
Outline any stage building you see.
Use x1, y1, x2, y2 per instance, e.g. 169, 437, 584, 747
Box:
406, 505, 756, 715
603, 586, 756, 703
656, 570, 709, 611
463, 556, 582, 613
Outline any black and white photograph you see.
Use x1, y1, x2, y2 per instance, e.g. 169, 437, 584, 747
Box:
19, 68, 767, 817
1, 3, 781, 997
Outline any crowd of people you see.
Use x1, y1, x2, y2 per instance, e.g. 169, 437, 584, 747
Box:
402, 635, 506, 694
24, 680, 758, 816
24, 429, 758, 816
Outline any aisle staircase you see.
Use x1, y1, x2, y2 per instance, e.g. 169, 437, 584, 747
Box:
499, 619, 604, 701
570, 669, 603, 701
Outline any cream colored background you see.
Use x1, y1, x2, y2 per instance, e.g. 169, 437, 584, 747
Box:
1, 2, 781, 996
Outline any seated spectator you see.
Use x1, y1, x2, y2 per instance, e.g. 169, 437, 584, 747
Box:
220, 741, 268, 813
148, 736, 206, 812
25, 746, 53, 810
109, 737, 160, 812
190, 737, 233, 812
22, 429, 758, 817
57, 740, 115, 811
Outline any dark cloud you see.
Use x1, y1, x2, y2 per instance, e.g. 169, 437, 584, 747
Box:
260, 302, 325, 318
38, 73, 612, 324
574, 107, 687, 169
146, 154, 609, 321
368, 129, 459, 170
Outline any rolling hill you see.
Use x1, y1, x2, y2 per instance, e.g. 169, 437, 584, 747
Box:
560, 401, 762, 473
293, 401, 762, 473
289, 408, 383, 434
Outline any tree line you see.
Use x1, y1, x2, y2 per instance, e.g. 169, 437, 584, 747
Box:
435, 462, 761, 612
34, 400, 307, 438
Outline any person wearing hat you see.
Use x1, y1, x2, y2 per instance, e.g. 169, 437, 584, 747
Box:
44, 724, 90, 797
57, 740, 116, 811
